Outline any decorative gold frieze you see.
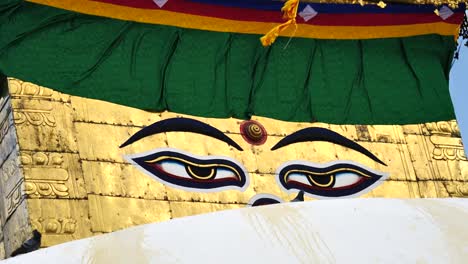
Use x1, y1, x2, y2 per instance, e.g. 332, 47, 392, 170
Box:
21, 151, 87, 199
430, 135, 466, 161
31, 217, 77, 235
432, 146, 467, 161
13, 110, 56, 127
426, 121, 461, 137
20, 152, 64, 167
8, 79, 54, 99
7, 78, 69, 102
22, 152, 69, 198
25, 182, 68, 198
11, 97, 56, 127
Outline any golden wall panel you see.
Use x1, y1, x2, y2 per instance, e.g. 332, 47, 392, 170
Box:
2, 78, 467, 254
251, 172, 303, 202
364, 180, 421, 198
11, 99, 77, 152
328, 141, 416, 181
445, 181, 468, 197
417, 181, 451, 198
22, 152, 87, 199
27, 199, 93, 247
165, 180, 256, 204
460, 160, 468, 179
401, 123, 425, 135
74, 122, 168, 163
329, 124, 406, 144
250, 116, 331, 137
405, 134, 438, 180
165, 132, 258, 170
88, 195, 171, 233
71, 96, 163, 127
169, 201, 243, 219
250, 135, 301, 174
81, 161, 167, 200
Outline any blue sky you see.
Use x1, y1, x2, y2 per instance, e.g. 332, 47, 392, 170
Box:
449, 36, 468, 152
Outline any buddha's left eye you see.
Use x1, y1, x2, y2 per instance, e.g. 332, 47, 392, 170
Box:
276, 161, 388, 199
125, 148, 248, 192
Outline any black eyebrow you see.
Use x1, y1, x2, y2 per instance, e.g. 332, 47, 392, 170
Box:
119, 117, 243, 150
271, 127, 386, 166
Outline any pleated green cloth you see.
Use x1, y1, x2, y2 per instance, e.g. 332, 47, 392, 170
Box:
0, 1, 457, 124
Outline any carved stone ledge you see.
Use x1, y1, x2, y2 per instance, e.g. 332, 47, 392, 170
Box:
5, 180, 24, 219
0, 108, 11, 142
0, 156, 20, 186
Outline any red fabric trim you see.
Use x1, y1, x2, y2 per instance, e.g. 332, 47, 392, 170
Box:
93, 0, 463, 25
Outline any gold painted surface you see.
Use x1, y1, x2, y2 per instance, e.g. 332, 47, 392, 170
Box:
2, 77, 468, 252
81, 161, 167, 200
169, 201, 244, 219
364, 180, 421, 198
27, 199, 93, 247
11, 99, 77, 152
88, 195, 171, 233
22, 152, 87, 199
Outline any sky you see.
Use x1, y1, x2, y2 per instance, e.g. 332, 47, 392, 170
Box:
449, 35, 468, 153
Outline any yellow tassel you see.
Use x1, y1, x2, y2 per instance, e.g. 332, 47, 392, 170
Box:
377, 1, 386, 8
260, 0, 299, 47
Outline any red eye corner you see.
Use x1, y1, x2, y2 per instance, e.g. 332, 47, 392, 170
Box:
240, 120, 268, 146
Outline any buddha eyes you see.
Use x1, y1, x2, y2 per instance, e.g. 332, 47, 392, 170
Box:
125, 148, 248, 192
276, 161, 388, 199
126, 149, 386, 198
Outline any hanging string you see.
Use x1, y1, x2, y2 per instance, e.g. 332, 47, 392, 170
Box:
454, 11, 468, 61
460, 11, 468, 44
260, 0, 299, 47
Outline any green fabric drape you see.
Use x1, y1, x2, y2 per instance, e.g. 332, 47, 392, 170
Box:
0, 1, 457, 124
